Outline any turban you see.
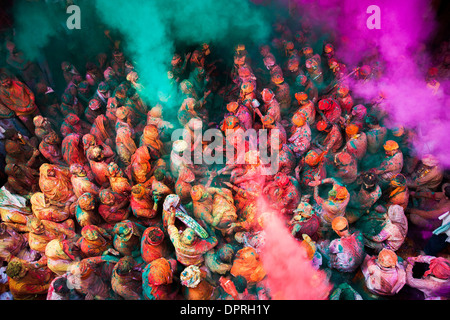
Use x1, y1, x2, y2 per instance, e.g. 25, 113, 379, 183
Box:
276, 173, 290, 187
145, 227, 165, 246
70, 163, 85, 176
292, 112, 306, 127
424, 257, 450, 280
318, 99, 332, 111
81, 225, 100, 241
316, 120, 329, 132
191, 185, 206, 201
383, 140, 399, 151
271, 73, 284, 84
337, 84, 349, 97
334, 185, 349, 200
294, 202, 313, 218
392, 126, 404, 137
241, 81, 254, 94
145, 258, 173, 286
346, 124, 359, 136
261, 88, 275, 102
131, 184, 146, 199
262, 115, 275, 126
66, 113, 80, 126
180, 265, 201, 288
335, 152, 352, 166
305, 150, 322, 167
33, 115, 45, 127
226, 102, 239, 112
378, 249, 398, 268
288, 57, 299, 71
303, 47, 313, 56
332, 216, 348, 232
99, 189, 115, 205
78, 193, 95, 210
324, 43, 334, 53
89, 99, 101, 110
295, 92, 308, 103
149, 105, 162, 118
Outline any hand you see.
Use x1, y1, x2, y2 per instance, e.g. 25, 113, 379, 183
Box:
32, 149, 40, 157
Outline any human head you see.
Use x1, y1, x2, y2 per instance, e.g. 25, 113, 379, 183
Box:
328, 185, 349, 201
53, 277, 70, 295
78, 193, 96, 211
99, 189, 115, 206
424, 257, 450, 280
6, 259, 27, 279
180, 265, 201, 288
190, 184, 206, 202
70, 164, 86, 177
345, 124, 359, 138
145, 227, 164, 246
331, 216, 349, 236
292, 112, 306, 127
218, 244, 234, 263
383, 140, 399, 156
131, 184, 146, 200
360, 172, 378, 189
180, 227, 196, 245
377, 248, 397, 268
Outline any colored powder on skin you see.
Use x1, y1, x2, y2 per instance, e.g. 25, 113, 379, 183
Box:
256, 196, 332, 300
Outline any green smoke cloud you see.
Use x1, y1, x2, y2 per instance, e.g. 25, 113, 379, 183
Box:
93, 0, 272, 114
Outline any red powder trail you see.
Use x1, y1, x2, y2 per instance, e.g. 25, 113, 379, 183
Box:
260, 211, 332, 300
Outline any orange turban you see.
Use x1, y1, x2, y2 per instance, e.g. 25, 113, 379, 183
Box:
241, 81, 254, 93
334, 185, 349, 200
131, 184, 146, 199
295, 92, 308, 103
384, 140, 399, 151
230, 247, 266, 284
261, 88, 275, 102
271, 73, 284, 84
226, 102, 239, 112
377, 249, 397, 268
332, 216, 348, 232
305, 150, 323, 167
292, 112, 306, 127
345, 124, 359, 136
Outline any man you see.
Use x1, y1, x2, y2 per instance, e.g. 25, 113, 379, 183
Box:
406, 255, 450, 299
371, 140, 403, 189
261, 88, 281, 123
271, 73, 291, 117
407, 154, 443, 191
6, 258, 54, 300
322, 217, 365, 273
315, 120, 343, 154
343, 124, 367, 161
263, 172, 301, 216
309, 177, 350, 230
365, 115, 387, 155
293, 92, 315, 126
287, 112, 311, 157
346, 172, 383, 223
361, 248, 406, 296
363, 205, 408, 253
166, 207, 218, 267
0, 73, 40, 133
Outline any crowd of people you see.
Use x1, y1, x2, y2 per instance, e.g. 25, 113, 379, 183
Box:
0, 8, 449, 301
